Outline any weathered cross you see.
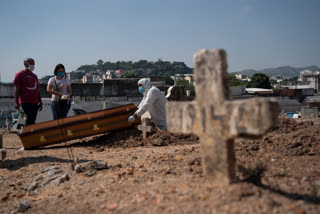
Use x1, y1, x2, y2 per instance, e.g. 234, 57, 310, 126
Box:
166, 49, 279, 186
138, 118, 152, 139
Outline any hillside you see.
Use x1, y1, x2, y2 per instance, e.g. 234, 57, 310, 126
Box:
77, 60, 193, 77
232, 65, 320, 78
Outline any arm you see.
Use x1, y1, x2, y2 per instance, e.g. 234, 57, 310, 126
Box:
38, 88, 43, 111
135, 90, 157, 117
66, 85, 72, 98
137, 96, 146, 108
14, 85, 21, 110
47, 84, 64, 96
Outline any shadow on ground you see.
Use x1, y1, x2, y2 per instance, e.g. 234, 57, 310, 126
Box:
3, 156, 89, 171
238, 164, 320, 204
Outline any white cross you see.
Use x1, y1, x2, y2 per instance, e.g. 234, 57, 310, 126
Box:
138, 118, 152, 139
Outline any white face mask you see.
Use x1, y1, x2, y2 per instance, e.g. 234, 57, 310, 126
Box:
25, 61, 35, 71
28, 65, 35, 71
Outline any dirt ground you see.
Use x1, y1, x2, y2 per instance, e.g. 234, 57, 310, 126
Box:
0, 118, 320, 214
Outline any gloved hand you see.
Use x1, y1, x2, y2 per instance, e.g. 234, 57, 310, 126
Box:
61, 95, 68, 100
128, 114, 137, 122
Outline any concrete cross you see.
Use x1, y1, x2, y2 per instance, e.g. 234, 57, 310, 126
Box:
138, 118, 152, 139
166, 49, 279, 186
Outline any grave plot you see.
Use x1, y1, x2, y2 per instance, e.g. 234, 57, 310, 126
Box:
0, 117, 319, 214
67, 118, 199, 150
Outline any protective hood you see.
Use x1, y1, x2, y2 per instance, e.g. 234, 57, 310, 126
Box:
138, 78, 151, 94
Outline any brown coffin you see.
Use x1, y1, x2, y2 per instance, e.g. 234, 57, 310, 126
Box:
19, 104, 141, 149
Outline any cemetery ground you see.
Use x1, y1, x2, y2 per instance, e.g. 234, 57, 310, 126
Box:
0, 118, 320, 214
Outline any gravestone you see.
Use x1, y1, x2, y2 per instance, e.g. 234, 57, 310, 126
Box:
138, 118, 152, 139
166, 49, 279, 185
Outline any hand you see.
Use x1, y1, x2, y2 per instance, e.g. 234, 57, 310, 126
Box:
128, 114, 137, 122
61, 95, 68, 100
38, 103, 43, 111
14, 102, 20, 110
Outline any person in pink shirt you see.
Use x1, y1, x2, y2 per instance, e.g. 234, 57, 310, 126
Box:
13, 58, 43, 125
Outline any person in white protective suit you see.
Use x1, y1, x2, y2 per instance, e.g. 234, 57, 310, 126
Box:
128, 78, 168, 130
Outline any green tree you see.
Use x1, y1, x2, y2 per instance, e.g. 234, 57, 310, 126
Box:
247, 73, 272, 89
97, 59, 104, 72
78, 64, 97, 72
77, 59, 193, 77
229, 74, 244, 86
121, 71, 139, 78
176, 79, 194, 92
269, 79, 278, 85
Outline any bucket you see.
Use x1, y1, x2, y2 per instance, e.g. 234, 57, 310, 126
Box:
286, 112, 294, 118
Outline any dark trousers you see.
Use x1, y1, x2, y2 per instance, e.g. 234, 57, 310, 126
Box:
21, 103, 39, 125
51, 101, 70, 120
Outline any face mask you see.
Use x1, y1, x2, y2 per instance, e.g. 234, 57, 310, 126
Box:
25, 61, 34, 71
28, 65, 35, 71
57, 71, 64, 77
138, 86, 145, 94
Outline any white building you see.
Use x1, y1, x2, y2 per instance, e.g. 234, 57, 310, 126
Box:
270, 75, 284, 83
235, 74, 251, 82
282, 70, 320, 91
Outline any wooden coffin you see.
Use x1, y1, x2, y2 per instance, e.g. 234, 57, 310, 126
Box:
19, 104, 141, 149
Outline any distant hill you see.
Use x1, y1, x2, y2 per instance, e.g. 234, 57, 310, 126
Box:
232, 66, 320, 78
76, 60, 193, 77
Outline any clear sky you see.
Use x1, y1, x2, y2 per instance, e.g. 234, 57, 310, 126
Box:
1, 0, 319, 82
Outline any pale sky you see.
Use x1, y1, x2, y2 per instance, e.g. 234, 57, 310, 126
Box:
1, 0, 319, 82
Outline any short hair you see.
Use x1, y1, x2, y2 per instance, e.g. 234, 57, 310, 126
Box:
54, 64, 65, 76
24, 58, 35, 67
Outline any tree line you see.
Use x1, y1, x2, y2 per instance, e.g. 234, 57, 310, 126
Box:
229, 73, 273, 89
40, 59, 193, 84
78, 59, 193, 77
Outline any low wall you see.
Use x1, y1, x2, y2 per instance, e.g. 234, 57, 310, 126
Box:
1, 79, 142, 98
300, 106, 318, 118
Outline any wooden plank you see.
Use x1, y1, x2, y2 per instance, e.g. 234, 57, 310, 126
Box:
19, 104, 141, 149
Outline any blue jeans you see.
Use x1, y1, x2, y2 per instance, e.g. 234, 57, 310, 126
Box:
51, 101, 70, 120
21, 103, 39, 125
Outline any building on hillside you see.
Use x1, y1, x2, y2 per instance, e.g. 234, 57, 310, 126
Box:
92, 75, 103, 83
105, 70, 118, 79
115, 69, 126, 78
82, 75, 93, 83
66, 72, 79, 83
235, 74, 246, 80
270, 75, 284, 83
235, 74, 250, 81
171, 74, 194, 85
235, 74, 251, 82
282, 70, 320, 92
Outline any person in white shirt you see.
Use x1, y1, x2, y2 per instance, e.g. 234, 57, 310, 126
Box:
128, 78, 167, 130
47, 64, 72, 120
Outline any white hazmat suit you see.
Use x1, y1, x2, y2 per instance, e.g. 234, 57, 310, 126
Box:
129, 78, 167, 130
